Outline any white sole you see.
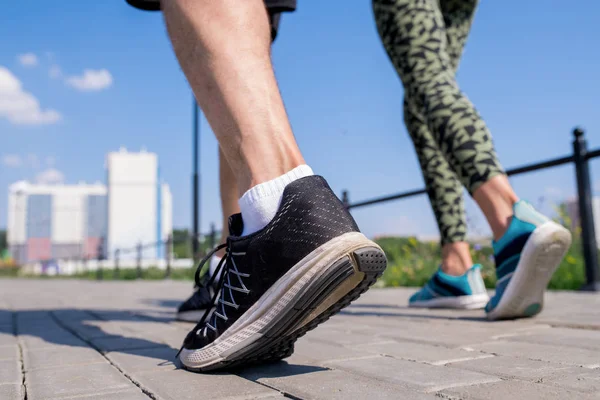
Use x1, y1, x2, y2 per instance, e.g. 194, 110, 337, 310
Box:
410, 293, 490, 310
179, 232, 385, 371
487, 221, 572, 320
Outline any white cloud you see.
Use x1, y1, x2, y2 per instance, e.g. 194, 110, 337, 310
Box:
49, 65, 62, 79
36, 168, 65, 184
0, 66, 62, 125
17, 53, 38, 67
1, 154, 22, 167
66, 69, 113, 91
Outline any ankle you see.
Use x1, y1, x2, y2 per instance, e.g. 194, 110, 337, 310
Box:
472, 175, 519, 241
239, 165, 314, 236
440, 261, 470, 276
441, 242, 473, 276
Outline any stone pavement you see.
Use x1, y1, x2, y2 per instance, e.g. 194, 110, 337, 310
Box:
0, 279, 599, 400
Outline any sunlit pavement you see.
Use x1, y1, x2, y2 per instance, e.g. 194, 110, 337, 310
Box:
1, 279, 599, 399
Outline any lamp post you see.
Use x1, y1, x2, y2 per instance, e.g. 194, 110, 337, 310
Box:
192, 98, 201, 263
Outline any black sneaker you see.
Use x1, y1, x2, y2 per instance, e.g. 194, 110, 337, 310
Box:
177, 175, 387, 372
176, 274, 216, 323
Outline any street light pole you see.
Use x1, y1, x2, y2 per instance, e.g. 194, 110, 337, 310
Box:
192, 97, 201, 263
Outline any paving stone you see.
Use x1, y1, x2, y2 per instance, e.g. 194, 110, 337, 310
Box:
305, 325, 387, 346
65, 319, 176, 342
370, 319, 544, 348
14, 311, 52, 321
0, 330, 17, 347
505, 327, 600, 351
0, 310, 13, 325
0, 324, 14, 338
354, 340, 494, 365
241, 361, 437, 400
0, 384, 23, 400
15, 316, 59, 332
327, 355, 500, 392
52, 309, 95, 321
143, 325, 187, 349
57, 320, 113, 341
0, 345, 19, 361
547, 368, 600, 394
439, 379, 600, 400
26, 362, 135, 400
18, 328, 88, 350
23, 345, 105, 371
65, 388, 150, 399
132, 369, 280, 400
91, 335, 167, 352
468, 340, 600, 368
288, 338, 373, 364
538, 311, 600, 330
2, 281, 600, 399
0, 359, 22, 384
106, 346, 178, 372
447, 355, 574, 381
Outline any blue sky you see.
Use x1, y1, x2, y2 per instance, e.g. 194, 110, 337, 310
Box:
1, 0, 599, 239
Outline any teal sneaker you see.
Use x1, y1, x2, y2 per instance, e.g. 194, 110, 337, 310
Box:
486, 200, 572, 320
409, 265, 489, 309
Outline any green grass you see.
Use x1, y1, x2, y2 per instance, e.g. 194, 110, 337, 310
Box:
69, 266, 196, 281
0, 266, 197, 281
375, 235, 587, 291
0, 266, 20, 278
1, 218, 588, 290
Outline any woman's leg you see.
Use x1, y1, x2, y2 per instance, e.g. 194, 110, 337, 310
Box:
401, 0, 482, 275
373, 0, 571, 318
404, 99, 471, 275
373, 0, 512, 240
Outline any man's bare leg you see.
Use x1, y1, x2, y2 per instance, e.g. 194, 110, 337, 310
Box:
164, 0, 387, 372
163, 0, 304, 196
175, 4, 293, 322
217, 147, 238, 251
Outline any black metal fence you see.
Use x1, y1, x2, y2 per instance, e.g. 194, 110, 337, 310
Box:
93, 224, 221, 280
341, 128, 600, 292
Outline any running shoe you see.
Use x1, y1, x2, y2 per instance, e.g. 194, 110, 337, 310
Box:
486, 200, 571, 320
176, 259, 219, 323
177, 176, 387, 372
409, 265, 489, 309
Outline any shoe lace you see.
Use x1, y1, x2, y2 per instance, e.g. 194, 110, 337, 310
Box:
176, 242, 250, 357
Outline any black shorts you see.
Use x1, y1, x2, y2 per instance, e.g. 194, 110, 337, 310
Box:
267, 0, 296, 41
125, 0, 296, 41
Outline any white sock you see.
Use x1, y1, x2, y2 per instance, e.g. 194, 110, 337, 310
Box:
208, 254, 222, 279
239, 165, 314, 236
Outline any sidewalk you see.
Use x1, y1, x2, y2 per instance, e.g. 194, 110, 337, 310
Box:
0, 279, 599, 400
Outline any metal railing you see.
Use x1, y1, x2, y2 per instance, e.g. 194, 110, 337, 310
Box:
94, 223, 221, 280
341, 128, 600, 292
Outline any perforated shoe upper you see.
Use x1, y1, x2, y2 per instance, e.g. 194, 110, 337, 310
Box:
181, 175, 360, 351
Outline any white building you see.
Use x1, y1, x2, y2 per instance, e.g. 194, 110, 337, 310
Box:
7, 181, 107, 263
6, 149, 172, 264
107, 148, 172, 259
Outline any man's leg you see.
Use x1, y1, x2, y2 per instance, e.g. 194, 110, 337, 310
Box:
163, 0, 303, 195
164, 0, 387, 371
176, 5, 293, 323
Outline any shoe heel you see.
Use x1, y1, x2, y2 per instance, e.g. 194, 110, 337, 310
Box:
353, 247, 387, 275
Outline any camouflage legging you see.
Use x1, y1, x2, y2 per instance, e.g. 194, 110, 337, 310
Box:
373, 0, 505, 245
